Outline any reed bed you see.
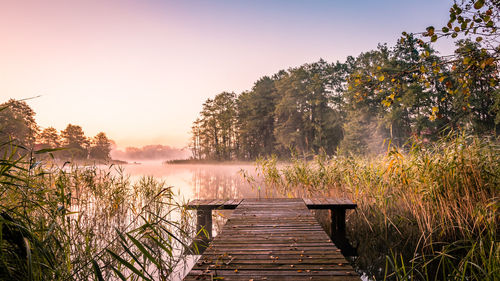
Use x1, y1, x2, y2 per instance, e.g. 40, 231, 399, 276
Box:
254, 133, 499, 280
0, 143, 196, 281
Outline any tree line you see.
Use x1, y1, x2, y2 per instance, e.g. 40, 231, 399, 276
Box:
190, 38, 499, 160
0, 99, 113, 160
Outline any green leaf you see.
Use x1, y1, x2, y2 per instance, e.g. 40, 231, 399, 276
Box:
126, 233, 161, 268
106, 249, 153, 281
92, 260, 105, 281
426, 26, 435, 36
442, 27, 449, 33
473, 0, 484, 9
110, 265, 128, 281
431, 35, 438, 42
34, 148, 65, 154
476, 36, 483, 42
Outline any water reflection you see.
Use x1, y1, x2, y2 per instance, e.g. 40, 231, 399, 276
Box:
120, 162, 262, 201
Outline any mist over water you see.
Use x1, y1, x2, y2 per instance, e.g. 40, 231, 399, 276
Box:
111, 144, 191, 161
117, 161, 264, 202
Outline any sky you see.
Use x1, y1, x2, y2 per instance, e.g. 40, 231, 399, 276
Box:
0, 0, 457, 149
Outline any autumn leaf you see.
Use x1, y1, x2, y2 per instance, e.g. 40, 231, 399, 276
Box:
474, 0, 485, 10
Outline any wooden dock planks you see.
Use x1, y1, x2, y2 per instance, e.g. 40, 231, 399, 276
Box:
187, 199, 242, 210
184, 198, 359, 280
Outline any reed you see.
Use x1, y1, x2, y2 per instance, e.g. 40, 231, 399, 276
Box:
0, 142, 195, 281
253, 132, 499, 280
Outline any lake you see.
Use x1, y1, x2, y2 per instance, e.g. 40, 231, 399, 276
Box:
114, 161, 265, 280
118, 161, 265, 202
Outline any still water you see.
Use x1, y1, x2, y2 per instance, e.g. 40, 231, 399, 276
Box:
116, 161, 264, 280
119, 161, 264, 202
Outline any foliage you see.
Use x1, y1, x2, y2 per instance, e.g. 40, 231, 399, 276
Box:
253, 132, 499, 280
237, 76, 277, 159
191, 3, 499, 159
1, 99, 116, 161
190, 92, 238, 160
60, 124, 89, 159
0, 139, 195, 280
361, 0, 500, 133
423, 0, 498, 47
0, 99, 39, 148
89, 132, 112, 160
38, 127, 60, 149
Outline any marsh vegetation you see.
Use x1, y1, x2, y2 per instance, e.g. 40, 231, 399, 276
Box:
0, 143, 196, 281
251, 133, 499, 280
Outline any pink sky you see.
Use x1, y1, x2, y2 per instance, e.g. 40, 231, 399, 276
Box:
0, 0, 455, 149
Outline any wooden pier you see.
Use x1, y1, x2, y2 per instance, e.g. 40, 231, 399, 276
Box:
185, 198, 359, 280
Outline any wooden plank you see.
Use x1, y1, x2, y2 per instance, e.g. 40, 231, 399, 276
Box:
187, 198, 242, 210
303, 198, 313, 205
303, 197, 357, 209
184, 198, 359, 280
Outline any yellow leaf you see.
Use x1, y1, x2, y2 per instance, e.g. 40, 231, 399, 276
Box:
439, 76, 445, 82
378, 75, 385, 82
485, 57, 495, 66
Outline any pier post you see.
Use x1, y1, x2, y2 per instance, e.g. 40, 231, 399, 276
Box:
196, 208, 212, 245
330, 208, 346, 239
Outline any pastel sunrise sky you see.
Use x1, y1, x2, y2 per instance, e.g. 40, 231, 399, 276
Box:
1, 0, 456, 149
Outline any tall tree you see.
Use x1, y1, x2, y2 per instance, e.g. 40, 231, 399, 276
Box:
195, 92, 238, 160
0, 99, 39, 147
237, 76, 277, 159
89, 132, 112, 160
60, 124, 88, 159
190, 118, 202, 160
38, 127, 61, 148
450, 39, 499, 133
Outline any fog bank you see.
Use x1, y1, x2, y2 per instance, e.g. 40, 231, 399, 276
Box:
111, 144, 190, 160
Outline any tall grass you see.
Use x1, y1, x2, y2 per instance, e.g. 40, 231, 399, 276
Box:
254, 132, 499, 280
0, 142, 196, 280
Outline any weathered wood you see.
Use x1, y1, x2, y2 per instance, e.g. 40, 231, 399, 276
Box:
196, 208, 212, 242
187, 199, 241, 210
187, 199, 242, 249
303, 198, 356, 210
184, 198, 360, 280
331, 209, 345, 236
